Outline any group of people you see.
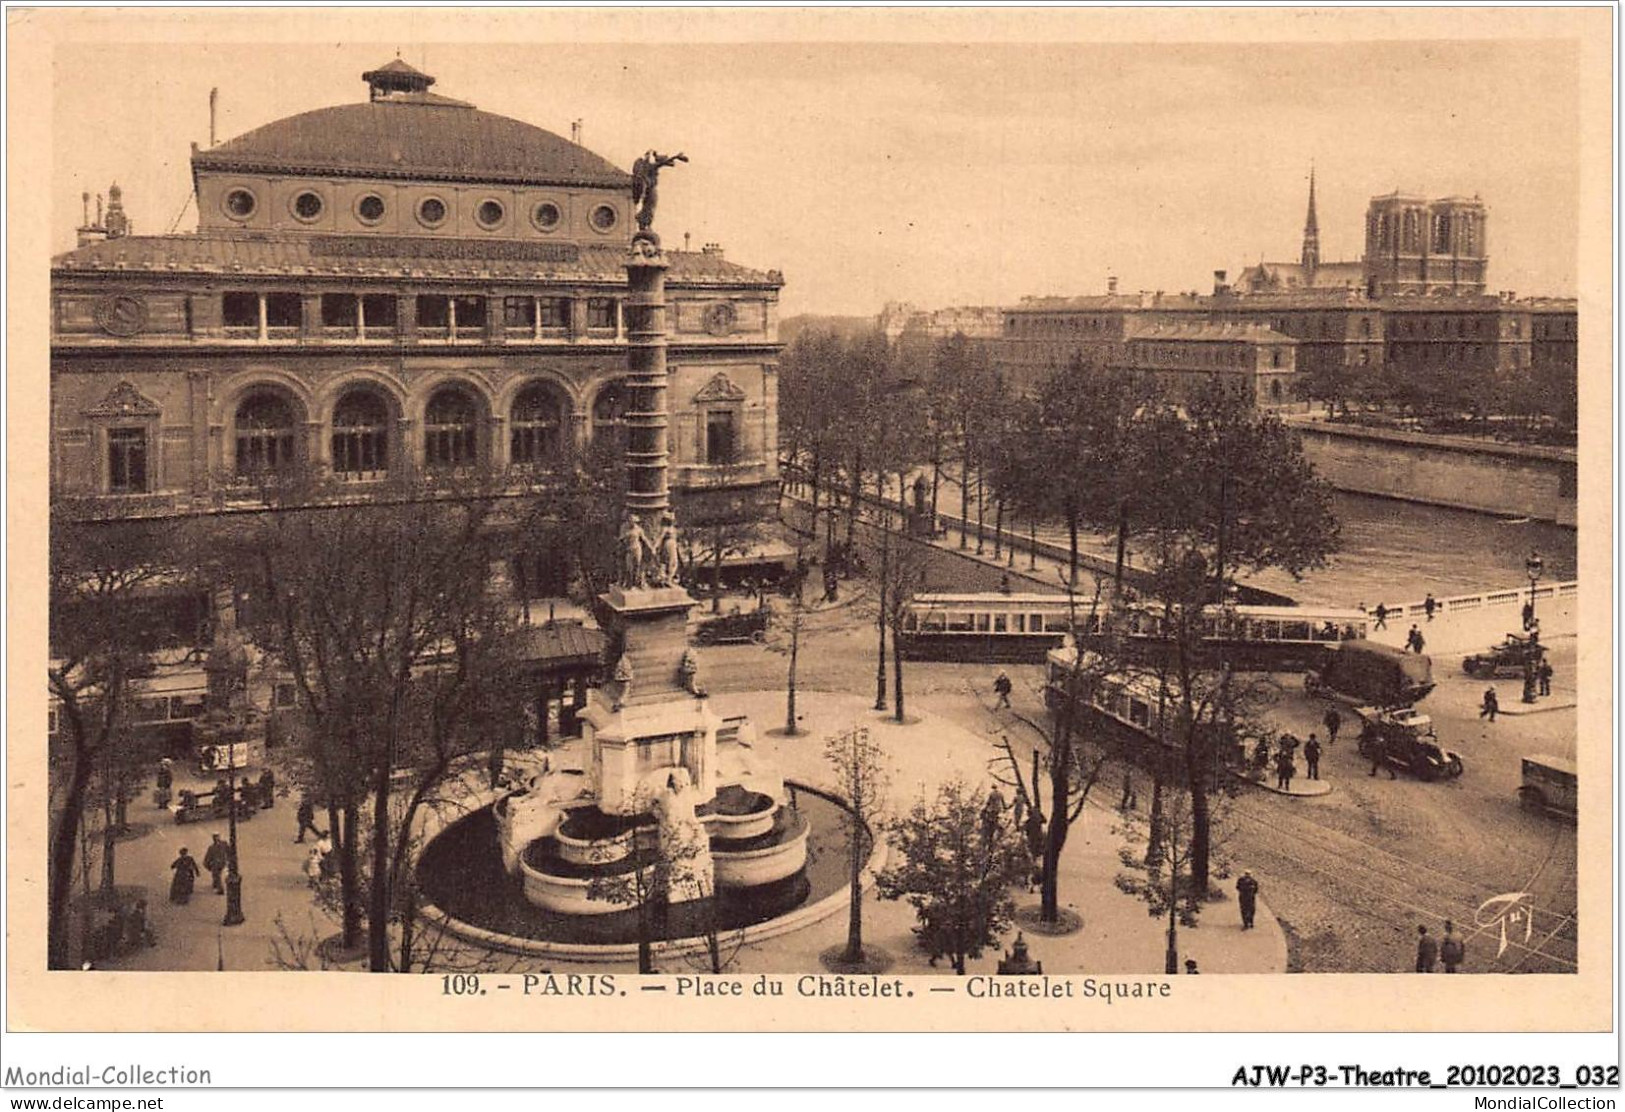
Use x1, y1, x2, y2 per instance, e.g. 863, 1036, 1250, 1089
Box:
1252, 731, 1325, 789
167, 832, 236, 905
1416, 922, 1467, 973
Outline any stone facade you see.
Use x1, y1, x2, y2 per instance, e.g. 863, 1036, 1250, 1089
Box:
50, 61, 784, 583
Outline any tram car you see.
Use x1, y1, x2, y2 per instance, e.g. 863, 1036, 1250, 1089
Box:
898, 592, 1368, 671
897, 593, 1080, 662
1043, 645, 1239, 768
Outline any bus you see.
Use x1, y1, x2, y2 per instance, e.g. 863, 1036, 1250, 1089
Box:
898, 591, 1369, 670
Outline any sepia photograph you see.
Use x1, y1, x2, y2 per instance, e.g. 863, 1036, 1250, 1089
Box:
4, 4, 1614, 1067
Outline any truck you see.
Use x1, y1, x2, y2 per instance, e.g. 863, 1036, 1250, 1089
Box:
1518, 754, 1576, 818
1305, 640, 1435, 707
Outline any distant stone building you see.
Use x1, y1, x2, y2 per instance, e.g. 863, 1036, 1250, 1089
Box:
51, 60, 787, 594
1111, 321, 1298, 408
991, 173, 1567, 410
1235, 172, 1489, 298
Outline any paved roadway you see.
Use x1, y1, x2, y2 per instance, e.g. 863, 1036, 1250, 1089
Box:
717, 580, 1579, 975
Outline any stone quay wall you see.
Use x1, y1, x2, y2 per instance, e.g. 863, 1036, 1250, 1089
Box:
1287, 419, 1578, 526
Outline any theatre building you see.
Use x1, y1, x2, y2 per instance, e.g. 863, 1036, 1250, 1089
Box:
49, 60, 786, 596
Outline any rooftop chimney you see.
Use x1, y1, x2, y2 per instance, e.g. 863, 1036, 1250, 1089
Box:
701, 242, 724, 257
76, 190, 106, 248
209, 87, 218, 147
684, 232, 691, 252
571, 119, 582, 145
1107, 275, 1119, 295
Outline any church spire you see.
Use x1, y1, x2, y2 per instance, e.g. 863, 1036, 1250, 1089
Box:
1301, 164, 1320, 279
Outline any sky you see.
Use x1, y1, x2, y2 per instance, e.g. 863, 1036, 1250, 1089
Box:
48, 24, 1584, 318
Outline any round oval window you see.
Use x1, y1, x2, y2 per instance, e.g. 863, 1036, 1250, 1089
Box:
225, 189, 257, 219
590, 204, 618, 232
356, 194, 386, 223
418, 197, 447, 226
532, 202, 562, 230
292, 191, 324, 220
476, 200, 505, 227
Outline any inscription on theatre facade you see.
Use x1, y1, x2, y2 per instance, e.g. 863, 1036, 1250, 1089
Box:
310, 236, 583, 263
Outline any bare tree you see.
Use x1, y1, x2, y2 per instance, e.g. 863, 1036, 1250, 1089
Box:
47, 510, 187, 968
230, 481, 524, 970
823, 725, 890, 968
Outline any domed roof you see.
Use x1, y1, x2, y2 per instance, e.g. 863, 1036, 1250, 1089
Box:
192, 76, 631, 190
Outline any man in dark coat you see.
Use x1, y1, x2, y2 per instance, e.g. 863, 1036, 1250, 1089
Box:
1407, 625, 1425, 654
1480, 686, 1499, 722
1368, 733, 1397, 779
295, 796, 325, 844
1538, 659, 1553, 697
1275, 750, 1295, 791
202, 834, 230, 894
1415, 925, 1439, 973
1440, 920, 1466, 973
1424, 593, 1437, 622
1373, 603, 1388, 630
1236, 871, 1259, 930
1303, 734, 1322, 780
1322, 708, 1342, 745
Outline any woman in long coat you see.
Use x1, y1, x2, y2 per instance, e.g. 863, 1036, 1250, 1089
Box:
169, 847, 200, 904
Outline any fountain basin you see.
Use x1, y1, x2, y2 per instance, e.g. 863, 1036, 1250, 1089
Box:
713, 809, 809, 888
701, 785, 779, 842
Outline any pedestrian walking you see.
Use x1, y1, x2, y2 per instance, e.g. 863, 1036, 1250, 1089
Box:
1407, 625, 1426, 654
1304, 734, 1322, 780
993, 669, 1013, 710
1424, 593, 1437, 622
1522, 663, 1538, 704
1522, 600, 1535, 631
1183, 959, 1200, 975
1479, 687, 1499, 723
1373, 602, 1389, 630
303, 848, 324, 889
168, 848, 200, 905
1368, 735, 1397, 779
1119, 769, 1138, 812
1275, 750, 1295, 791
1236, 871, 1259, 930
153, 758, 174, 809
294, 796, 325, 844
1322, 707, 1341, 745
257, 768, 276, 809
1252, 736, 1272, 778
203, 834, 229, 894
1440, 921, 1466, 973
1538, 659, 1553, 697
1415, 925, 1439, 973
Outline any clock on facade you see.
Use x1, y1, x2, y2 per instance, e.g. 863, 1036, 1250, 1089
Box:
95, 295, 148, 337
703, 301, 737, 336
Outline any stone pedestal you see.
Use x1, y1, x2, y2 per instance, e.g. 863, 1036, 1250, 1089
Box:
582, 584, 718, 816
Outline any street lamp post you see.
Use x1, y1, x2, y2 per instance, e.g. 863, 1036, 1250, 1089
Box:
222, 746, 245, 927
1525, 551, 1544, 628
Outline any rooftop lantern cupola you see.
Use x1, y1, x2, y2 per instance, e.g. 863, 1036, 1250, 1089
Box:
363, 57, 436, 101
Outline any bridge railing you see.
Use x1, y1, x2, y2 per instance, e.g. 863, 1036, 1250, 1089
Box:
1373, 581, 1577, 623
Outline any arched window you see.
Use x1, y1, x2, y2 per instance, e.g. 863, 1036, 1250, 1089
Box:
424, 387, 479, 469
592, 380, 627, 443
331, 390, 389, 479
511, 382, 568, 467
235, 391, 298, 476
1432, 213, 1451, 253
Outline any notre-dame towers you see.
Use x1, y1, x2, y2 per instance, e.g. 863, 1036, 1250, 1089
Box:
1363, 191, 1488, 296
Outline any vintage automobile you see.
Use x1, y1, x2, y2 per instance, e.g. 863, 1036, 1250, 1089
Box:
1354, 706, 1464, 780
1462, 632, 1546, 678
1305, 640, 1435, 706
692, 606, 770, 646
1519, 754, 1577, 819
